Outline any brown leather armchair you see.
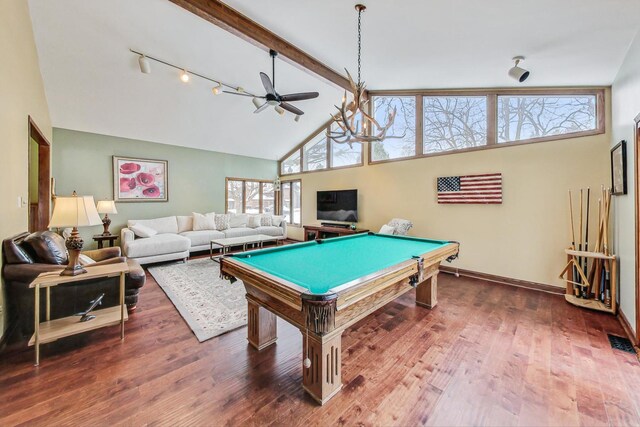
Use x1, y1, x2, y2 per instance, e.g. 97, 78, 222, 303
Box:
2, 231, 146, 341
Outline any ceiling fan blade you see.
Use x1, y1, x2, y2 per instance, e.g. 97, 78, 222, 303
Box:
260, 72, 276, 96
222, 90, 257, 98
279, 92, 319, 102
280, 102, 304, 116
253, 102, 270, 114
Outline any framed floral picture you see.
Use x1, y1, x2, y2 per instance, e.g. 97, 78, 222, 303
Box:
113, 156, 168, 202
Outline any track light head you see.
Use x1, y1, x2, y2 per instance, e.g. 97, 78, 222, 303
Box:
138, 55, 151, 74
212, 84, 222, 95
274, 105, 285, 115
180, 69, 190, 83
508, 56, 530, 83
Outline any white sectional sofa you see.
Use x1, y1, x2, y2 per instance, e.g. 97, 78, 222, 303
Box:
121, 213, 287, 265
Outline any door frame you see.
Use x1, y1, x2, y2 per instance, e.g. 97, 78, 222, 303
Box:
634, 113, 640, 345
28, 116, 51, 231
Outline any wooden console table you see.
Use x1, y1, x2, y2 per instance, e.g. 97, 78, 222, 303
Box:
29, 262, 129, 366
303, 224, 369, 241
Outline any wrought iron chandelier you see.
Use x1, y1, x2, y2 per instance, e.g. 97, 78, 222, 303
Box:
328, 4, 399, 146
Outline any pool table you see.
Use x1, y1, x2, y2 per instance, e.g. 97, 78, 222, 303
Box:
220, 233, 459, 404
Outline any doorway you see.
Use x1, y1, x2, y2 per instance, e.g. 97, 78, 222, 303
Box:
27, 116, 51, 232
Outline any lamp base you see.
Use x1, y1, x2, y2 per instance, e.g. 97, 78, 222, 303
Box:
62, 228, 87, 276
101, 214, 112, 236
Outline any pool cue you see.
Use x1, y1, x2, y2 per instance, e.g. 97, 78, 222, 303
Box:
582, 188, 590, 298
577, 189, 584, 295
603, 188, 612, 306
588, 198, 602, 296
568, 190, 579, 295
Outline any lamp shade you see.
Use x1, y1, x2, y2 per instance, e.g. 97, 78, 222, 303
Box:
96, 200, 118, 215
48, 195, 103, 228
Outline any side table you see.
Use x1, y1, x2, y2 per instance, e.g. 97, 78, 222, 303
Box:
28, 262, 129, 366
93, 234, 118, 249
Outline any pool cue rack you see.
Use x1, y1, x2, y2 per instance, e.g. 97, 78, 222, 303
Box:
559, 187, 618, 314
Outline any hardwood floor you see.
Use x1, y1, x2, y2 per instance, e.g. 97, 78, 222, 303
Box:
1, 269, 639, 426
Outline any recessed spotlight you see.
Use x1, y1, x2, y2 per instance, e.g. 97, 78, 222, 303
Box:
180, 69, 190, 83
508, 56, 530, 83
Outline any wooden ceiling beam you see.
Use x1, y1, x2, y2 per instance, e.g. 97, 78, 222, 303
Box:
169, 0, 351, 91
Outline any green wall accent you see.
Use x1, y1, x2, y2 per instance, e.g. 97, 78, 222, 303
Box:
52, 128, 277, 249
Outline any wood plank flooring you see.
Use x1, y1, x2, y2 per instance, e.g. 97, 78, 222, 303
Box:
1, 268, 639, 426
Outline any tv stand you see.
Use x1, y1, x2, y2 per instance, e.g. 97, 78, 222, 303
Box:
320, 222, 350, 229
304, 224, 369, 241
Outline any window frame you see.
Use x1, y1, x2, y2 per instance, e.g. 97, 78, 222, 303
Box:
280, 178, 302, 227
224, 177, 278, 215
279, 120, 364, 176
368, 87, 605, 164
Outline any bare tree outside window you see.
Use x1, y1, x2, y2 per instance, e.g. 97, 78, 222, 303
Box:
281, 150, 301, 174
226, 180, 243, 214
498, 95, 596, 143
423, 96, 487, 153
263, 183, 275, 214
245, 181, 260, 214
371, 96, 416, 161
303, 133, 327, 171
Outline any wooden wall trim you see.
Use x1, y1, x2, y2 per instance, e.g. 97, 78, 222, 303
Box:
168, 0, 350, 90
617, 309, 638, 347
634, 114, 640, 345
439, 265, 565, 295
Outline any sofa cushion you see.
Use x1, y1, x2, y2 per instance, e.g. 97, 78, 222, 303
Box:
229, 214, 248, 228
247, 215, 262, 228
179, 230, 226, 247
130, 223, 158, 238
260, 215, 273, 226
193, 212, 216, 231
23, 231, 68, 265
177, 215, 193, 233
215, 214, 231, 231
222, 227, 258, 238
272, 215, 284, 227
254, 226, 285, 237
128, 216, 178, 234
125, 234, 190, 258
2, 238, 34, 264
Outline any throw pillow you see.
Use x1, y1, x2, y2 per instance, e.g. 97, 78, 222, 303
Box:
177, 215, 193, 233
229, 214, 248, 228
379, 224, 395, 235
130, 223, 158, 238
272, 215, 283, 227
214, 213, 231, 231
260, 215, 273, 227
78, 254, 96, 266
192, 212, 216, 231
247, 214, 262, 228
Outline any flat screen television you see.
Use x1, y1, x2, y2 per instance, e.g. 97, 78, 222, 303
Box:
317, 189, 358, 222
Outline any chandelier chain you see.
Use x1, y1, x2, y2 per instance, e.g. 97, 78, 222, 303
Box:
357, 7, 362, 86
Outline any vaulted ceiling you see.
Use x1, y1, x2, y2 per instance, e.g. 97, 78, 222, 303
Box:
29, 0, 640, 160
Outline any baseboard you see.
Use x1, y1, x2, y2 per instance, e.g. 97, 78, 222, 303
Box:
617, 309, 638, 346
439, 266, 565, 295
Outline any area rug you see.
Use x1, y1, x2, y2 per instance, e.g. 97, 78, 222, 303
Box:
148, 258, 247, 342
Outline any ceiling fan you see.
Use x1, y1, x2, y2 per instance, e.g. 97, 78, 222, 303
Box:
224, 49, 319, 116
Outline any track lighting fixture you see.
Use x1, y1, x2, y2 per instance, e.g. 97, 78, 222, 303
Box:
212, 84, 222, 95
508, 56, 530, 83
180, 69, 190, 83
138, 55, 151, 74
274, 105, 285, 115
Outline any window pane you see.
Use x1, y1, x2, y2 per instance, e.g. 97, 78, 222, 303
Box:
281, 182, 291, 223
226, 180, 243, 214
292, 181, 301, 225
497, 95, 597, 143
303, 132, 327, 171
330, 122, 362, 167
371, 96, 416, 161
281, 150, 301, 175
262, 183, 275, 214
423, 96, 487, 153
245, 181, 260, 214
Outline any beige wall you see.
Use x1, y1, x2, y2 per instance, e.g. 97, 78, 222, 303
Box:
287, 91, 611, 288
611, 29, 640, 335
0, 0, 52, 339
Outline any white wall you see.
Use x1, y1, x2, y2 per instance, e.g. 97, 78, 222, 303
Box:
611, 29, 640, 335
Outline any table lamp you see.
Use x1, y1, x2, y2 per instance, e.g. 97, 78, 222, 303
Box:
48, 191, 103, 276
96, 200, 118, 236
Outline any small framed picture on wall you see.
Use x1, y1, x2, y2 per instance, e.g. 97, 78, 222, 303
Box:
610, 140, 627, 196
113, 156, 168, 202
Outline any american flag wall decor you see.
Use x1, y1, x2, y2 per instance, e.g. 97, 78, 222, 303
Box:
437, 173, 503, 204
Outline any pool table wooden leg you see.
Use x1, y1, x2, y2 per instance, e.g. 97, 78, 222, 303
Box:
302, 332, 343, 405
416, 274, 438, 309
247, 300, 277, 350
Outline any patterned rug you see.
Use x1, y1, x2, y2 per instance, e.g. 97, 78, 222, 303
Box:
148, 258, 247, 342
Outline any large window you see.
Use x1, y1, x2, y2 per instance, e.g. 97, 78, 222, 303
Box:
370, 96, 416, 161
281, 150, 301, 175
497, 95, 597, 143
303, 132, 327, 171
280, 179, 301, 225
225, 178, 276, 215
423, 96, 487, 153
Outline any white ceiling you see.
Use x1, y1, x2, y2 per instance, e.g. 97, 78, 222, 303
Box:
29, 0, 640, 160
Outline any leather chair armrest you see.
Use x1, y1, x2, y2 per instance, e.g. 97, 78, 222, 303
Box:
125, 259, 146, 290
3, 263, 65, 284
83, 247, 121, 261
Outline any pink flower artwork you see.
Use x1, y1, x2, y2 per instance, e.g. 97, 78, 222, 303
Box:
114, 157, 167, 202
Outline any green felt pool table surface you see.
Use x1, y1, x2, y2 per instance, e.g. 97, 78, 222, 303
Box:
230, 233, 451, 294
